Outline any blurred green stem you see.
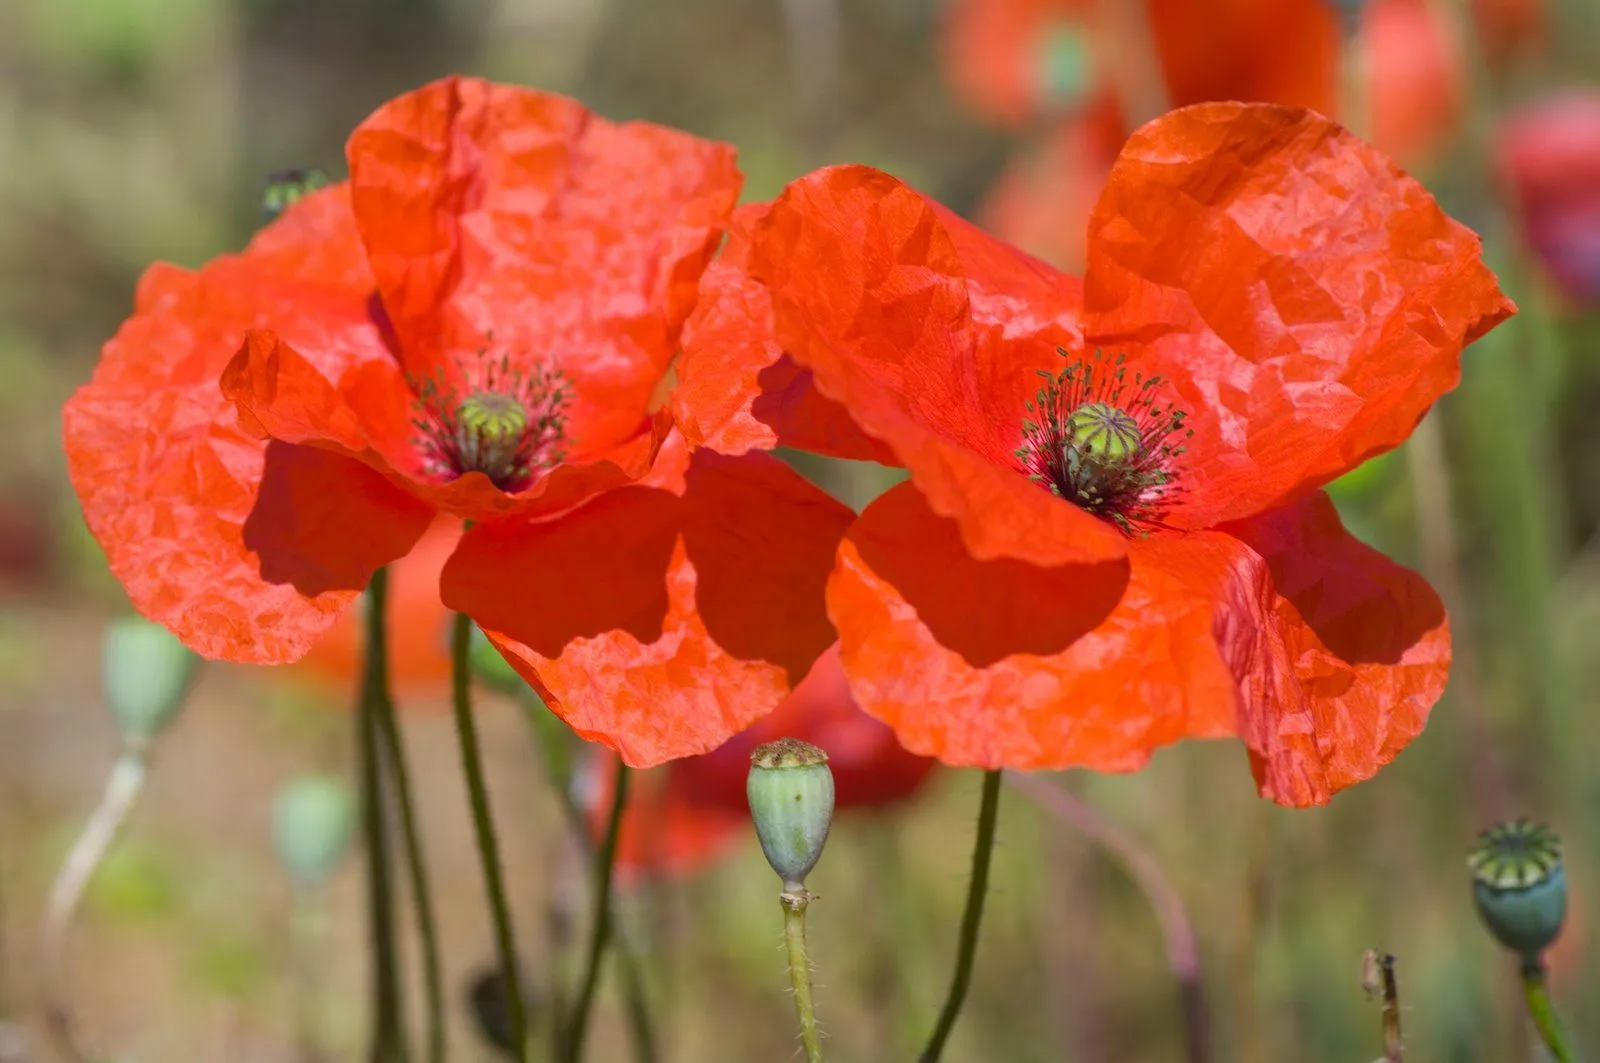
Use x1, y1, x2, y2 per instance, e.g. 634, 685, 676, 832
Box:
920, 769, 1003, 1063
40, 748, 148, 1063
782, 890, 825, 1063
1522, 963, 1576, 1063
450, 612, 529, 1062
518, 694, 658, 1063
563, 762, 631, 1063
371, 652, 445, 1063
1378, 952, 1403, 1063
1006, 773, 1210, 1063
360, 568, 408, 1063
290, 885, 328, 1061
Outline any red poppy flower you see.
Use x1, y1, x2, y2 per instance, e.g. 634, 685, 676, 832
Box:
1499, 91, 1600, 304
592, 645, 938, 884
62, 75, 853, 765
687, 103, 1513, 806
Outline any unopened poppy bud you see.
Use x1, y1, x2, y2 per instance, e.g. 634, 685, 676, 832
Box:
1066, 402, 1142, 466
261, 167, 329, 220
272, 774, 355, 886
747, 738, 834, 890
1468, 819, 1567, 964
102, 615, 197, 746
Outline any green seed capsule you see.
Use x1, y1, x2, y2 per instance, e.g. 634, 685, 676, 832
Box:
1468, 819, 1568, 963
272, 774, 355, 886
747, 738, 835, 891
261, 167, 330, 220
1065, 402, 1142, 465
102, 616, 197, 746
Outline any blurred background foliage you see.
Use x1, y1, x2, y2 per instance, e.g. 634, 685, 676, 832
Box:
3, 0, 1600, 1060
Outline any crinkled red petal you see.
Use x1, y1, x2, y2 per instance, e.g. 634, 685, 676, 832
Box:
673, 202, 892, 461
443, 440, 854, 767
346, 75, 742, 455
1084, 102, 1515, 529
1216, 492, 1447, 806
62, 187, 433, 663
752, 164, 1125, 567
832, 482, 1445, 805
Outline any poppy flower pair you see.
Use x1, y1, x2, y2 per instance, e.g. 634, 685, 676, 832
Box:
66, 76, 1512, 808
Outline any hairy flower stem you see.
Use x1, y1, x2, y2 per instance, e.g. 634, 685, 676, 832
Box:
1522, 962, 1576, 1063
371, 647, 445, 1063
360, 568, 409, 1063
40, 749, 148, 1063
450, 611, 529, 1062
782, 890, 825, 1063
920, 769, 1003, 1063
1006, 773, 1210, 1063
563, 763, 631, 1063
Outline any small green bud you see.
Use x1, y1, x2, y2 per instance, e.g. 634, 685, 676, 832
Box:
102, 616, 197, 746
1036, 24, 1092, 108
1469, 819, 1568, 964
261, 167, 330, 220
272, 774, 355, 885
1066, 402, 1142, 465
747, 738, 835, 891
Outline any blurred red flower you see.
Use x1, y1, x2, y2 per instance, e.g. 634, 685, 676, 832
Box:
592, 645, 938, 884
684, 103, 1513, 806
1499, 91, 1600, 304
62, 75, 853, 766
961, 0, 1465, 270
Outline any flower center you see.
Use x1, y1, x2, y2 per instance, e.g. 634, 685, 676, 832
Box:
1014, 349, 1191, 534
412, 352, 569, 492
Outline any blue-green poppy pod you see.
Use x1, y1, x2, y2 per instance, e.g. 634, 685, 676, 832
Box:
1468, 819, 1568, 965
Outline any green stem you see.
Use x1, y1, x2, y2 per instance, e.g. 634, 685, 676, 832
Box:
372, 675, 445, 1063
360, 568, 407, 1063
523, 697, 658, 1063
450, 612, 529, 1062
41, 749, 149, 1063
1522, 962, 1577, 1063
563, 762, 631, 1063
919, 769, 1003, 1063
782, 890, 825, 1063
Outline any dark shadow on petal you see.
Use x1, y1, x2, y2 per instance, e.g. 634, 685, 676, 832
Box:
444, 486, 680, 654
243, 441, 433, 596
751, 355, 894, 462
682, 449, 855, 681
848, 482, 1128, 669
1222, 492, 1445, 667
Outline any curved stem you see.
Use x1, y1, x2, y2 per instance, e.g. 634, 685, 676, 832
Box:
782, 890, 824, 1063
360, 568, 408, 1063
1006, 772, 1209, 1063
372, 682, 445, 1063
40, 749, 148, 1063
919, 769, 1003, 1063
450, 612, 528, 1062
525, 700, 657, 1063
563, 762, 631, 1063
1522, 962, 1577, 1063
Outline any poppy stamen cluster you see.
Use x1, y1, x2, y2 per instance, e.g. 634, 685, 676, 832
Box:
411, 351, 570, 491
1015, 348, 1192, 533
